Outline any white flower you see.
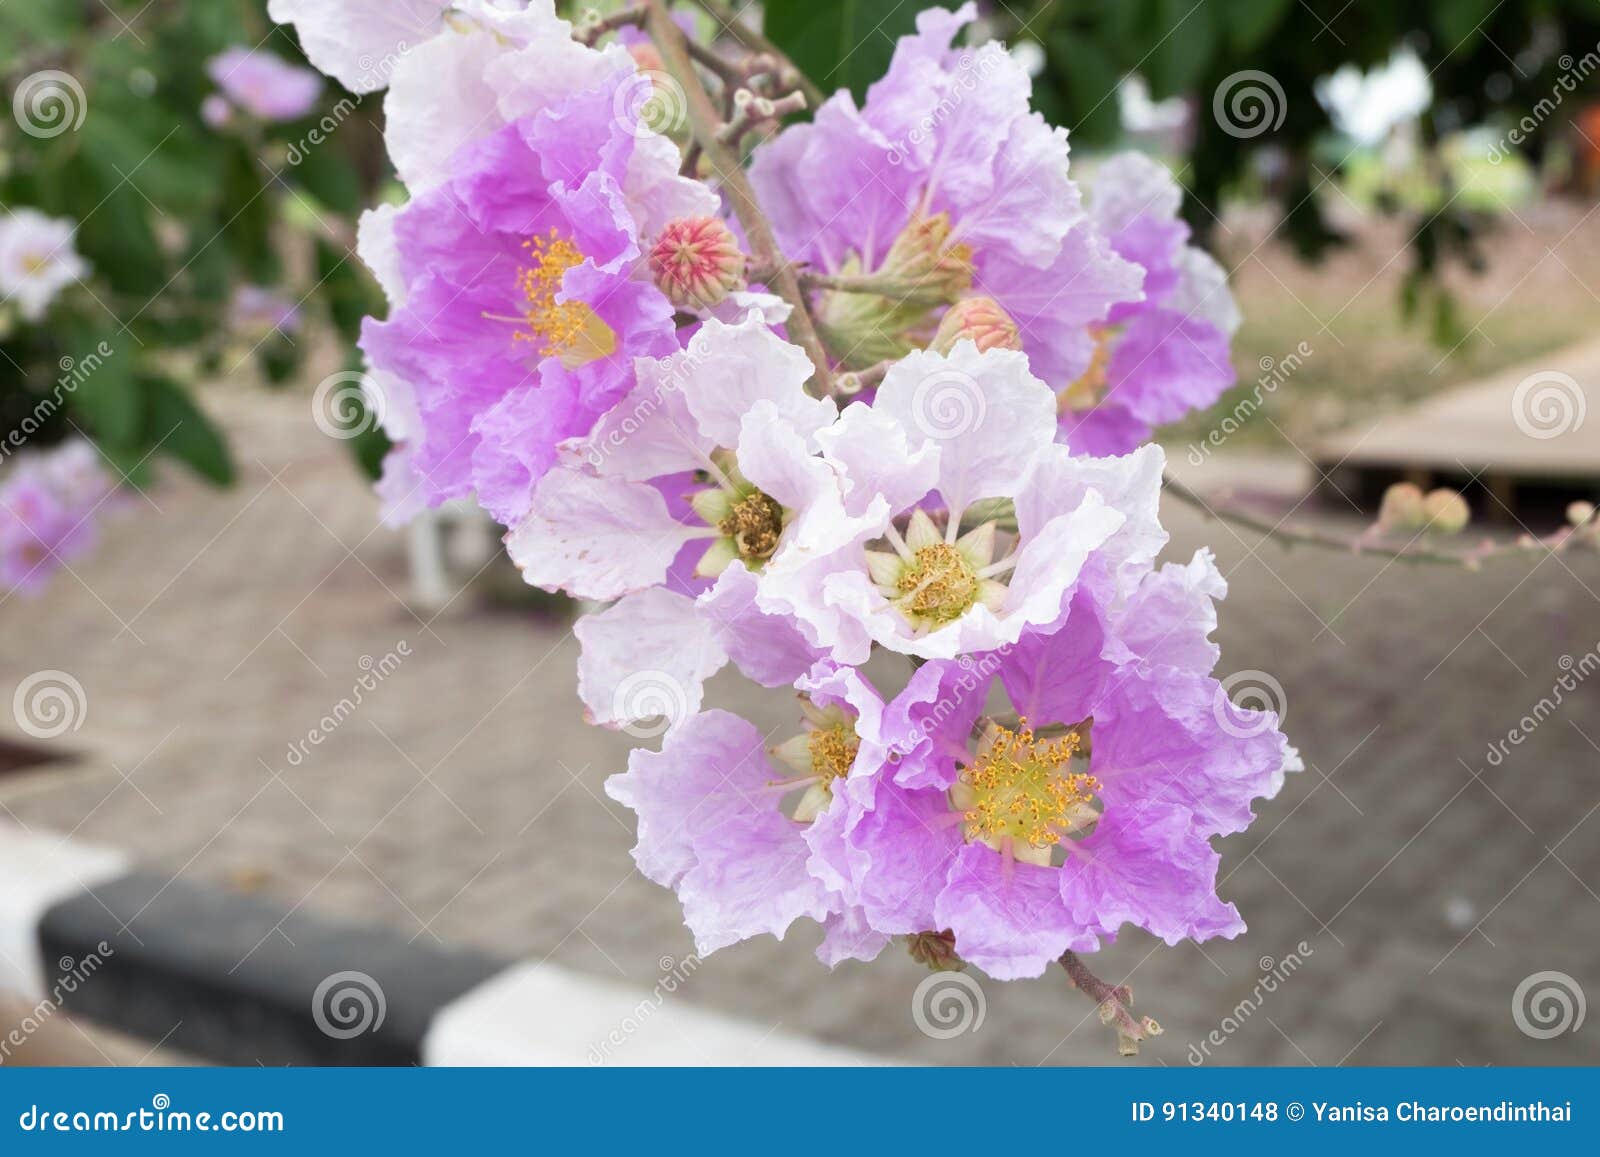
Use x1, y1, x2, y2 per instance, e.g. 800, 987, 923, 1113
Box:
0, 209, 89, 322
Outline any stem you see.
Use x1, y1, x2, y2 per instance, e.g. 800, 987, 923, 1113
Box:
574, 4, 647, 45
1163, 472, 1596, 568
686, 0, 828, 109
644, 0, 835, 396
1059, 951, 1161, 1057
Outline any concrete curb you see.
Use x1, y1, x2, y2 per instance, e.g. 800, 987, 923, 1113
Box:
0, 824, 876, 1066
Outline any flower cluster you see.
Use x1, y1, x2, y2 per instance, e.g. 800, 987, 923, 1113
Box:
0, 440, 118, 596
275, 0, 1294, 1031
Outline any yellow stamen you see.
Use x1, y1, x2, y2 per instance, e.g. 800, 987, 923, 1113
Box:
718, 489, 784, 563
896, 542, 979, 624
504, 229, 617, 369
1060, 324, 1114, 413
959, 720, 1098, 851
807, 724, 860, 786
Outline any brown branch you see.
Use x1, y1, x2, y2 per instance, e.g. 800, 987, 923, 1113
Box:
574, 4, 647, 45
644, 0, 835, 395
1162, 472, 1599, 569
686, 0, 828, 109
1059, 951, 1162, 1057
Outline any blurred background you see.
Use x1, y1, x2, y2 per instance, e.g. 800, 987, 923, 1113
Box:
1, 0, 1596, 1066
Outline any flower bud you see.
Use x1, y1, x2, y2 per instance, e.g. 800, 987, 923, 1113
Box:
879, 212, 973, 305
648, 216, 747, 309
931, 296, 1023, 355
1376, 482, 1427, 531
1422, 488, 1470, 535
906, 929, 965, 972
1568, 500, 1595, 528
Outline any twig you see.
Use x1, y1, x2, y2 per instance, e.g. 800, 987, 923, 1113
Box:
716, 88, 807, 146
1162, 472, 1597, 568
644, 0, 835, 395
573, 4, 647, 45
686, 0, 828, 109
1059, 950, 1162, 1057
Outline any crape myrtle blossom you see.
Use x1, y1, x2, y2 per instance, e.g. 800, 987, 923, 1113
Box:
268, 0, 634, 193
508, 314, 845, 729
1057, 153, 1243, 456
358, 70, 718, 526
607, 541, 1298, 978
206, 47, 323, 123
0, 209, 89, 322
754, 343, 1165, 665
750, 2, 1142, 383
1, 440, 118, 595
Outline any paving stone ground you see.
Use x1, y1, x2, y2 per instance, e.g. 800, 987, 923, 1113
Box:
3, 388, 1597, 1067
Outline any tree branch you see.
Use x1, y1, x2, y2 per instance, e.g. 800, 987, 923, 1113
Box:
1059, 951, 1162, 1056
685, 0, 828, 109
644, 0, 835, 396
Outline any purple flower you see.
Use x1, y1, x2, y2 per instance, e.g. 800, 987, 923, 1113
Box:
207, 48, 323, 122
749, 2, 1142, 382
1058, 153, 1241, 456
0, 441, 117, 595
229, 285, 302, 336
359, 72, 717, 526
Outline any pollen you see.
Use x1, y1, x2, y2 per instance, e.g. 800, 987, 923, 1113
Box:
807, 725, 860, 786
958, 720, 1098, 851
718, 489, 785, 563
507, 229, 617, 369
896, 542, 980, 624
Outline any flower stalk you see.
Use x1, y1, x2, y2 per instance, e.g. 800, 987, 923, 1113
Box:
1059, 951, 1163, 1057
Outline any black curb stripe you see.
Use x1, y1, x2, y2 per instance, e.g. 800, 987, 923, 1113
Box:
37, 870, 508, 1066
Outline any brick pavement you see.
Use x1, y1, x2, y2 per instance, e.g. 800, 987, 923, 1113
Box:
2, 389, 1596, 1066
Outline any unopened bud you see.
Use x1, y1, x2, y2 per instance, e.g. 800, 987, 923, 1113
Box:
1568, 500, 1596, 528
1422, 488, 1470, 535
649, 216, 747, 310
880, 212, 973, 305
906, 929, 965, 972
628, 41, 664, 74
1377, 482, 1427, 531
932, 296, 1023, 356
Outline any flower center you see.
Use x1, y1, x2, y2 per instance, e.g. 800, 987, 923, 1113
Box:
953, 721, 1098, 856
771, 702, 862, 824
718, 489, 784, 564
1059, 324, 1114, 412
807, 723, 860, 787
508, 229, 617, 369
897, 542, 980, 624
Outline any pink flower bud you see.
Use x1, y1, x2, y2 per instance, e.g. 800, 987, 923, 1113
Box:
648, 216, 747, 309
931, 296, 1023, 355
1376, 482, 1427, 531
1422, 488, 1470, 535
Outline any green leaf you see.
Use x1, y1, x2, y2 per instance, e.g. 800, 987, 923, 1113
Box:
59, 324, 141, 447
1432, 0, 1498, 49
1144, 0, 1218, 98
139, 374, 235, 485
1046, 30, 1123, 146
1222, 0, 1294, 53
764, 0, 960, 103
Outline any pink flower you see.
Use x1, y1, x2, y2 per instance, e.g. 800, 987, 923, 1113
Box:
207, 48, 323, 122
